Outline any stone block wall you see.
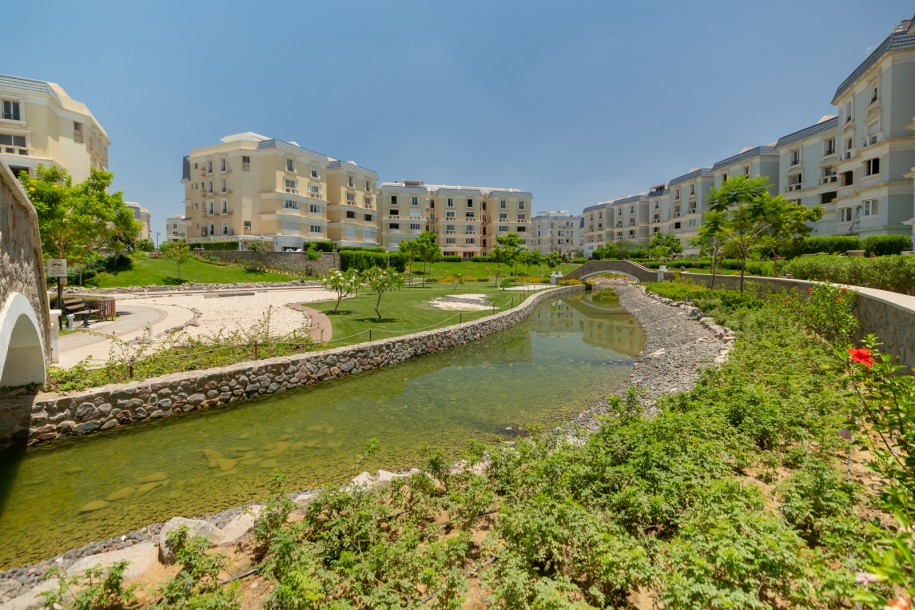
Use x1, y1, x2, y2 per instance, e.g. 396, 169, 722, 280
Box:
201, 251, 339, 276
0, 162, 50, 360
681, 273, 915, 367
0, 285, 584, 448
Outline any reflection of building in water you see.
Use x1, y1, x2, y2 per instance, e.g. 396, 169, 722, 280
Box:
530, 295, 645, 357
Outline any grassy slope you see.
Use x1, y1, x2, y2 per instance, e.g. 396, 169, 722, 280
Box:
84, 256, 293, 287
407, 261, 580, 280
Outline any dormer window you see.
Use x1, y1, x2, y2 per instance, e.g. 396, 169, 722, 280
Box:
286, 159, 295, 172
347, 176, 354, 188
1, 100, 20, 121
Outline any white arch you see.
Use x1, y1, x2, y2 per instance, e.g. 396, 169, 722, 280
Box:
0, 292, 46, 386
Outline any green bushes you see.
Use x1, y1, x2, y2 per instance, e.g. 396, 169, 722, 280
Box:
440, 255, 463, 263
306, 240, 336, 252
338, 250, 406, 272
864, 234, 912, 256
780, 235, 864, 257
782, 254, 915, 294
471, 255, 494, 262
190, 240, 241, 251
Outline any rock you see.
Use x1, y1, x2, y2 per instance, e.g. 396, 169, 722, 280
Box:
73, 421, 101, 435
137, 472, 167, 483
348, 471, 375, 488
105, 486, 136, 501
292, 491, 318, 505
0, 578, 60, 610
78, 500, 110, 513
65, 543, 157, 581
159, 518, 219, 564
100, 419, 117, 430
214, 513, 257, 545
187, 393, 206, 406
73, 403, 99, 421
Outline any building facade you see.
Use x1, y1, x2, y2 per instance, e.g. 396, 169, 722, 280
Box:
531, 210, 581, 257
165, 216, 188, 242
0, 73, 108, 183
378, 181, 431, 250
125, 202, 151, 242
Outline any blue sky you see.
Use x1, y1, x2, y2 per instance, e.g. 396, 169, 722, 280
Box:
7, 1, 914, 236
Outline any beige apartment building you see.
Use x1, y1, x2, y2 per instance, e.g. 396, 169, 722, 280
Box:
0, 73, 108, 182
181, 133, 378, 251
125, 202, 151, 242
165, 215, 188, 242
378, 181, 432, 250
531, 210, 581, 257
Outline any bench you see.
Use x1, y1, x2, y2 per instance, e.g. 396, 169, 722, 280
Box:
62, 296, 100, 328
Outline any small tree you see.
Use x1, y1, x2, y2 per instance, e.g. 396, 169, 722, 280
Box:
496, 233, 525, 277
689, 210, 729, 289
416, 231, 440, 275
245, 240, 270, 271
527, 250, 544, 277
762, 199, 823, 276
363, 266, 405, 320
647, 231, 683, 263
707, 174, 776, 293
321, 268, 361, 313
160, 240, 192, 282
545, 251, 562, 273
399, 239, 421, 279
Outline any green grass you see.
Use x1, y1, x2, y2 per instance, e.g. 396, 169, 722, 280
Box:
311, 282, 547, 346
83, 256, 294, 287
406, 260, 580, 280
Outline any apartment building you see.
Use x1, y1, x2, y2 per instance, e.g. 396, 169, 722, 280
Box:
326, 160, 379, 248
581, 202, 610, 257
531, 210, 581, 257
429, 186, 484, 257
378, 180, 431, 250
608, 193, 650, 244
774, 116, 840, 236
181, 132, 377, 251
831, 18, 915, 238
165, 216, 188, 242
662, 171, 714, 252
487, 189, 532, 249
124, 202, 151, 242
0, 73, 108, 182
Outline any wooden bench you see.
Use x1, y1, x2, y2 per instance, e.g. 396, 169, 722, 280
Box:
62, 296, 100, 328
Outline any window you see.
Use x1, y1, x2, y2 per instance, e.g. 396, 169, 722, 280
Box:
242, 156, 251, 171
390, 223, 400, 230
673, 221, 681, 229
311, 168, 319, 178
365, 181, 371, 191
863, 199, 878, 216
389, 209, 400, 217
467, 199, 473, 207
73, 122, 84, 143
309, 204, 320, 213
500, 200, 507, 209
207, 181, 214, 193
864, 158, 880, 176
207, 201, 214, 214
465, 238, 475, 245
364, 196, 373, 207
221, 199, 228, 213
220, 158, 227, 171
391, 195, 398, 205
409, 223, 421, 231
790, 149, 800, 166
0, 133, 27, 154
411, 196, 418, 205
824, 138, 836, 156
517, 226, 526, 232
465, 226, 476, 234
364, 213, 372, 221
447, 198, 454, 207
688, 219, 697, 227
222, 223, 229, 235
870, 84, 879, 104
446, 211, 455, 219
286, 159, 295, 172
465, 212, 474, 219
446, 237, 456, 244
208, 223, 215, 236
499, 213, 508, 220
220, 179, 227, 193
844, 100, 852, 123
519, 201, 525, 209
346, 211, 356, 219
347, 176, 354, 188
445, 225, 456, 234
1, 100, 21, 121
284, 200, 299, 210
517, 214, 526, 221
742, 166, 750, 176
307, 225, 320, 233
284, 178, 297, 193
346, 193, 355, 203
309, 185, 321, 197
244, 221, 252, 230
840, 208, 853, 222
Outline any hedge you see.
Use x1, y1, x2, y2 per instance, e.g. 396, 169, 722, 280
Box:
339, 250, 406, 272
306, 240, 337, 252
864, 234, 913, 257
779, 236, 863, 257
440, 255, 463, 263
190, 241, 243, 251
782, 254, 915, 295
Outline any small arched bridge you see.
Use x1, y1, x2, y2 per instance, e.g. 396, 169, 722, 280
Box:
562, 259, 662, 283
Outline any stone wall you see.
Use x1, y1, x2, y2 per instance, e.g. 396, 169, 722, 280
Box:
0, 285, 584, 448
201, 251, 339, 276
0, 161, 50, 361
681, 272, 915, 367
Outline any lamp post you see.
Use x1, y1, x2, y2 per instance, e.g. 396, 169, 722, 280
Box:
155, 231, 160, 250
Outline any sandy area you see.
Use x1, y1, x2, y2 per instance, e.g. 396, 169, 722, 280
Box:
427, 294, 493, 311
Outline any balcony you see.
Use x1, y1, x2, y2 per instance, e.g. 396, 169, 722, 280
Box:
843, 149, 855, 160
861, 134, 880, 148
820, 175, 838, 185
786, 183, 803, 193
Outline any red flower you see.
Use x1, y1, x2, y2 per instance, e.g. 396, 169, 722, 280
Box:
848, 348, 876, 368
807, 288, 813, 293
835, 297, 841, 303
840, 287, 847, 293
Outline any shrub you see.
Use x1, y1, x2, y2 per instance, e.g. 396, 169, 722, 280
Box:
571, 257, 588, 264
441, 255, 463, 263
863, 234, 912, 257
338, 246, 385, 252
339, 250, 406, 272
782, 255, 915, 295
557, 278, 581, 285
307, 240, 336, 252
103, 253, 133, 272
780, 235, 863, 257
192, 240, 243, 251
471, 256, 493, 263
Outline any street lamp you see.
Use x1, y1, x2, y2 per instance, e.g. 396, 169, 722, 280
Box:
155, 231, 160, 249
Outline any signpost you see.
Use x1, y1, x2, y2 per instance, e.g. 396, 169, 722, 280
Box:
47, 259, 67, 318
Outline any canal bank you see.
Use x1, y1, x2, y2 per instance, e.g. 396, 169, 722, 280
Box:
0, 284, 732, 602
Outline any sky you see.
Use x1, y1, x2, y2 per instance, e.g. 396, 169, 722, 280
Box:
6, 1, 914, 237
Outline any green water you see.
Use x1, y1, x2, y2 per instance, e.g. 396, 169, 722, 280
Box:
0, 292, 644, 569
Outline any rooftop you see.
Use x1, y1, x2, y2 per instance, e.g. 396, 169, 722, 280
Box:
832, 17, 915, 103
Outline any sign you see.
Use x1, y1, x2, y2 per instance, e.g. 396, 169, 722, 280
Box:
47, 259, 67, 278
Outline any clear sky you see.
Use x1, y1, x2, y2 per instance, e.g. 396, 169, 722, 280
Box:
7, 1, 914, 237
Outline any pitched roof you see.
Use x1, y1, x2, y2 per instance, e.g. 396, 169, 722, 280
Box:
711, 146, 777, 171
832, 19, 915, 103
668, 168, 713, 187
0, 74, 62, 105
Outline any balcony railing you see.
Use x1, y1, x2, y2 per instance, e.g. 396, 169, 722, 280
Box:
844, 149, 855, 160
786, 183, 803, 192
820, 175, 838, 185
861, 134, 879, 148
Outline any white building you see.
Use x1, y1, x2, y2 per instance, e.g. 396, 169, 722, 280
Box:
531, 210, 581, 257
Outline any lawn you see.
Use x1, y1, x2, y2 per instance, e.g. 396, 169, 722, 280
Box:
310, 281, 550, 346
83, 255, 294, 287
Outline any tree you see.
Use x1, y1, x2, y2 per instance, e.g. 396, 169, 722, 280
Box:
761, 199, 823, 276
321, 268, 361, 313
134, 239, 155, 252
399, 239, 421, 278
160, 240, 192, 282
689, 210, 729, 289
245, 240, 270, 271
707, 174, 777, 293
545, 251, 562, 273
527, 250, 544, 277
21, 165, 140, 262
415, 231, 440, 275
496, 233, 525, 277
363, 266, 406, 320
647, 232, 683, 262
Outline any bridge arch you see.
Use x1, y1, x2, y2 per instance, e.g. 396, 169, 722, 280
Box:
576, 270, 641, 282
562, 260, 662, 283
0, 292, 46, 386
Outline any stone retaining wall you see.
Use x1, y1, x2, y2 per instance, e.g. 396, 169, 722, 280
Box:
201, 250, 339, 276
0, 286, 584, 448
78, 279, 321, 295
681, 272, 915, 367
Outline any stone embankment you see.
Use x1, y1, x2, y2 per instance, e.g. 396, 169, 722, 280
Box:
71, 279, 320, 296
0, 283, 735, 606
0, 286, 584, 448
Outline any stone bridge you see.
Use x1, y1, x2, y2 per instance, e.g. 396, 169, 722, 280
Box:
0, 160, 50, 387
562, 259, 662, 283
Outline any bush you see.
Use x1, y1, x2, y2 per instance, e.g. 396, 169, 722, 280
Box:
339, 250, 406, 272
571, 257, 588, 264
338, 246, 385, 253
557, 278, 581, 285
103, 253, 133, 272
863, 234, 912, 257
192, 240, 243, 251
780, 235, 863, 257
782, 255, 915, 295
440, 255, 463, 263
307, 240, 336, 252
471, 256, 493, 263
